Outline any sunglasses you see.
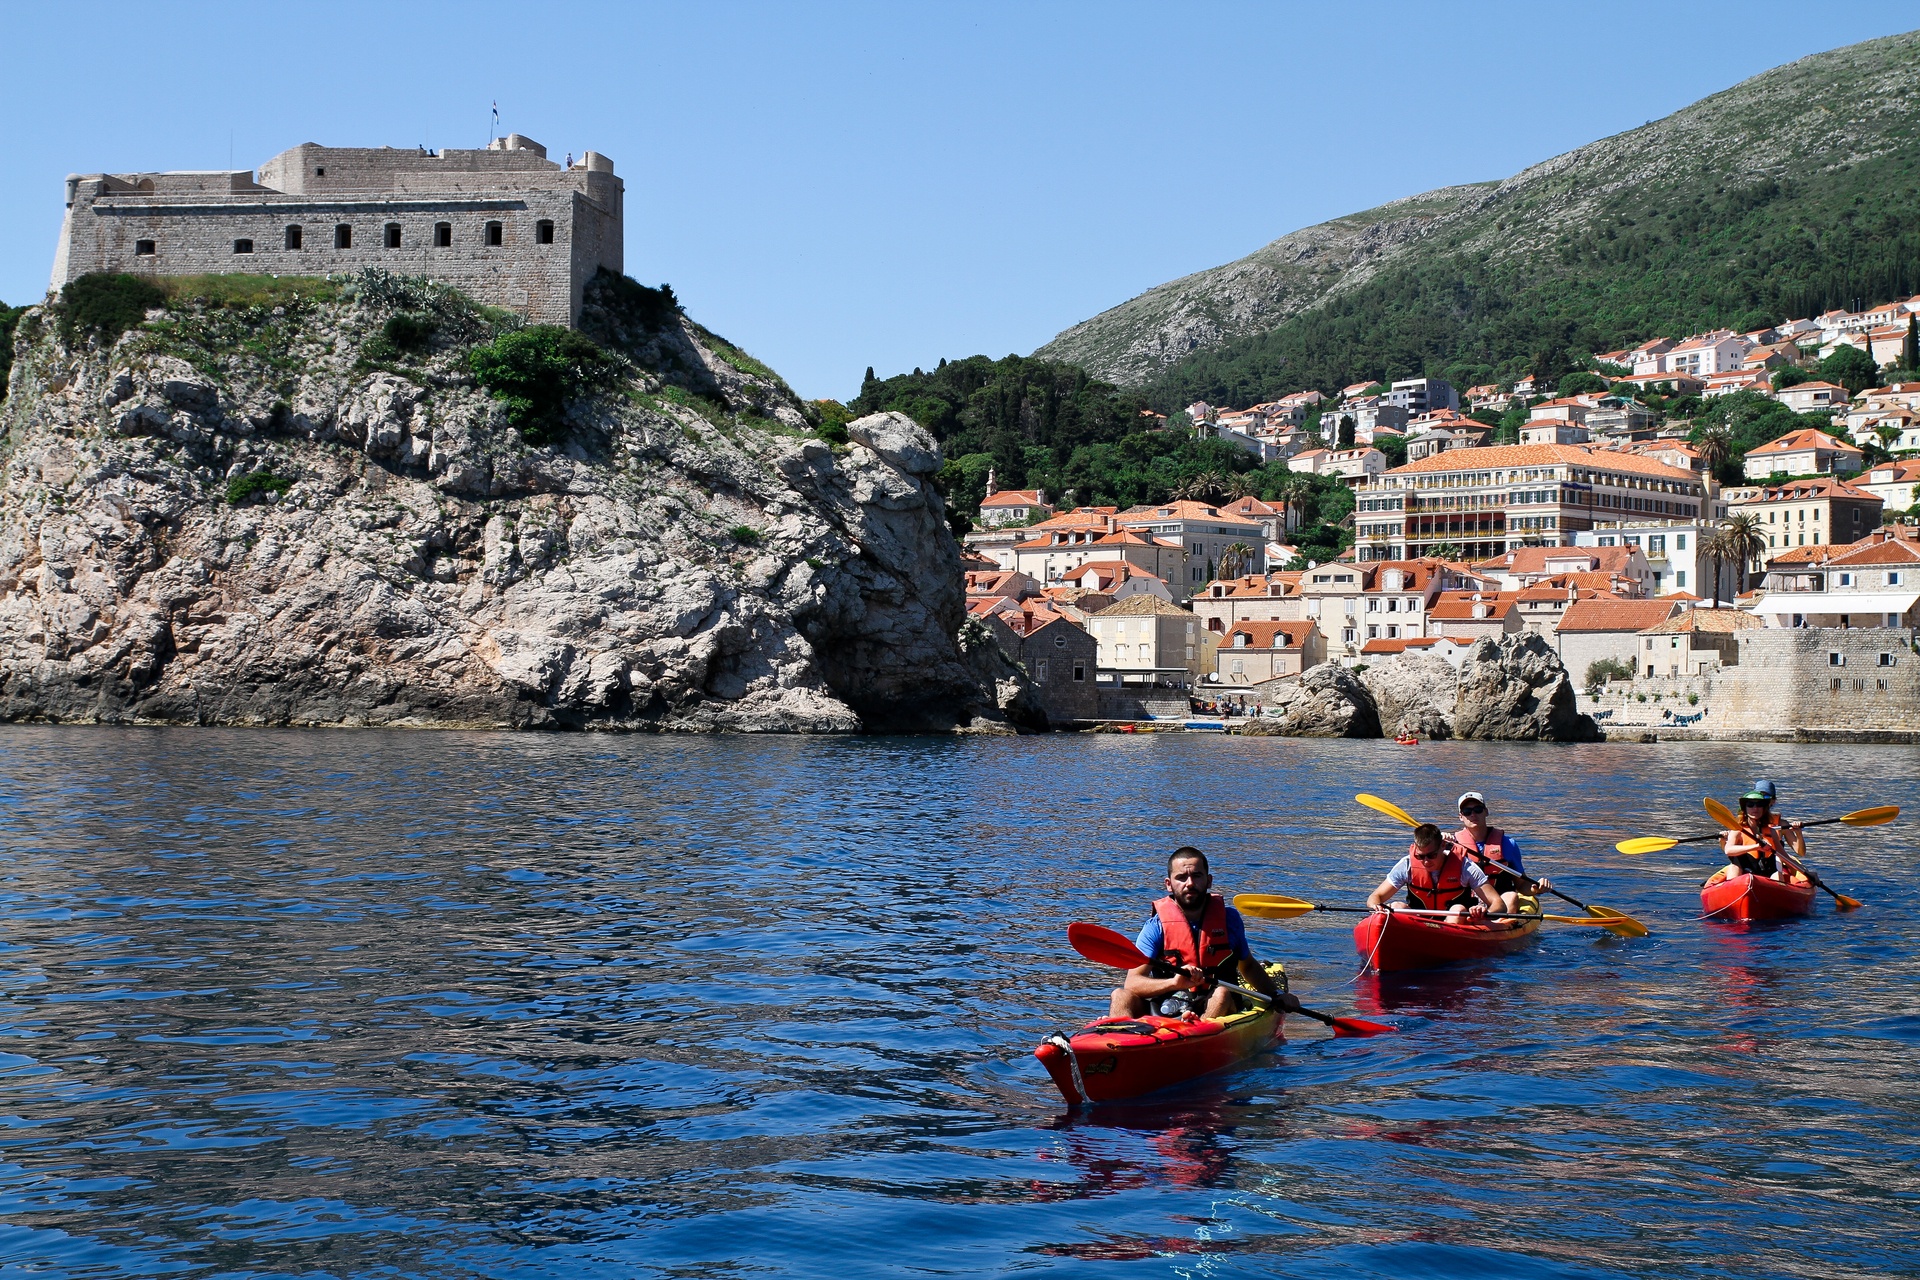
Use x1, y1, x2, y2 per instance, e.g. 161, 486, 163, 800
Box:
1740, 799, 1770, 808
1459, 804, 1486, 815
1413, 847, 1446, 858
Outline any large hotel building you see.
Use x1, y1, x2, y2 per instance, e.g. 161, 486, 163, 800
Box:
1353, 444, 1713, 561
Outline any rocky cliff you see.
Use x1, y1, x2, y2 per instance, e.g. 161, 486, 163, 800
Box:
0, 271, 1025, 732
1361, 634, 1599, 742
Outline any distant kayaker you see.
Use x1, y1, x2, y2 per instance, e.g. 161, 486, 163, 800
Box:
1452, 791, 1551, 915
1722, 785, 1804, 883
1366, 822, 1509, 925
1110, 848, 1299, 1020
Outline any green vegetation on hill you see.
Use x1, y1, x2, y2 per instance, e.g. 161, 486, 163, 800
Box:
0, 302, 26, 402
850, 352, 1354, 560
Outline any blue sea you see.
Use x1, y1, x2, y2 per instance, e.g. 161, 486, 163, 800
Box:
0, 727, 1912, 1277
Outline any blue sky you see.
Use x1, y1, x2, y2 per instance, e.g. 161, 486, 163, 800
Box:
1, 3, 1914, 399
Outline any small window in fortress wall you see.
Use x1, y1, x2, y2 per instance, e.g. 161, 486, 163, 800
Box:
335, 225, 352, 249
434, 222, 452, 248
233, 239, 254, 254
285, 225, 302, 250
316, 167, 326, 177
385, 223, 402, 249
537, 220, 554, 244
134, 240, 155, 256
486, 221, 503, 247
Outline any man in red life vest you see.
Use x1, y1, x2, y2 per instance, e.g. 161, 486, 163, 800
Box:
1365, 822, 1508, 925
1453, 791, 1551, 915
1721, 785, 1805, 883
1108, 847, 1296, 1020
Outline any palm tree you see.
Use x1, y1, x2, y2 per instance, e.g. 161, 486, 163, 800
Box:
1222, 473, 1256, 501
1177, 470, 1230, 503
1875, 423, 1901, 456
1711, 513, 1768, 596
1695, 425, 1733, 487
1218, 542, 1255, 580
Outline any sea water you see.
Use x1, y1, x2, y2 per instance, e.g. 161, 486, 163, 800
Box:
0, 727, 1912, 1278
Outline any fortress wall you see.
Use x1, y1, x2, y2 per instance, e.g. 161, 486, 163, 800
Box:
57, 193, 620, 327
1705, 628, 1920, 740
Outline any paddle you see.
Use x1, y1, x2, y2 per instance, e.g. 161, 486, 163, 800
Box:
1355, 793, 1650, 938
1233, 893, 1618, 927
1701, 798, 1865, 911
1064, 922, 1393, 1037
1616, 804, 1898, 855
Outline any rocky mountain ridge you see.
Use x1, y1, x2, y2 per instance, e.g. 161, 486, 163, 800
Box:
0, 272, 1030, 732
1039, 30, 1920, 389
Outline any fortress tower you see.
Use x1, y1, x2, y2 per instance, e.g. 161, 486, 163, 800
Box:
51, 134, 622, 326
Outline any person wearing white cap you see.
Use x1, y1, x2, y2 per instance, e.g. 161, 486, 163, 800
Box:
1454, 792, 1551, 916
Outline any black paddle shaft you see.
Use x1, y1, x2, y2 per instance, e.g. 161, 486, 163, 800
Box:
1446, 835, 1596, 914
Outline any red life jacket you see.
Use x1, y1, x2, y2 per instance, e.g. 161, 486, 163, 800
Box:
1404, 846, 1475, 911
1455, 824, 1520, 890
1153, 894, 1235, 975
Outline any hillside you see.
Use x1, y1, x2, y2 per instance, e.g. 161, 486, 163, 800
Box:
1037, 30, 1920, 406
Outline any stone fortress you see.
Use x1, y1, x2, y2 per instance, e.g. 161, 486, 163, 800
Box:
51, 134, 622, 326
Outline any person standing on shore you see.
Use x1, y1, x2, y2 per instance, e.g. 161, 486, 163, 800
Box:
1453, 791, 1551, 915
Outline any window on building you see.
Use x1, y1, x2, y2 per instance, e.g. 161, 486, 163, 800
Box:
284, 225, 302, 250
434, 222, 452, 248
233, 239, 253, 254
1677, 571, 1687, 588
1889, 571, 1902, 586
1831, 677, 1844, 691
1829, 652, 1845, 666
486, 221, 504, 247
1036, 659, 1049, 684
385, 223, 402, 249
335, 224, 352, 249
1676, 534, 1687, 549
316, 166, 326, 176
1879, 652, 1896, 667
536, 219, 555, 244
134, 240, 155, 256
1072, 662, 1085, 682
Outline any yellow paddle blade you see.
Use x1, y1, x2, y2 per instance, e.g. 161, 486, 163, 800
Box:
1616, 836, 1679, 855
1834, 892, 1864, 910
1840, 805, 1900, 827
1540, 914, 1626, 927
1704, 797, 1740, 829
1356, 793, 1420, 828
1582, 906, 1652, 938
1232, 893, 1317, 920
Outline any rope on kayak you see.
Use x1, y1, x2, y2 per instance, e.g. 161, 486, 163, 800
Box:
1349, 909, 1391, 980
1697, 880, 1751, 921
1046, 1033, 1089, 1106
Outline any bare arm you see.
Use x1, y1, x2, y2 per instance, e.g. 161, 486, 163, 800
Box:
1366, 876, 1401, 910
1122, 961, 1198, 1001
1237, 953, 1300, 1012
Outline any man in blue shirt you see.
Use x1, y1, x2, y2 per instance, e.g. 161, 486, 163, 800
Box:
1108, 847, 1297, 1020
1453, 791, 1552, 915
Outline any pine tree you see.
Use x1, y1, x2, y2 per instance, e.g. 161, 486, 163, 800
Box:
1904, 315, 1917, 372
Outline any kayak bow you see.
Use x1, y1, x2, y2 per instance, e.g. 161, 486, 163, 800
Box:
1700, 870, 1815, 921
1352, 898, 1544, 972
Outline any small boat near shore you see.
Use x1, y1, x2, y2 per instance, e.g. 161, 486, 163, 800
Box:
1352, 899, 1543, 972
1700, 870, 1815, 921
1035, 965, 1286, 1104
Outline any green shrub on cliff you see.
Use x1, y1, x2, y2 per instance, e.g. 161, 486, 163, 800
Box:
468, 325, 620, 445
56, 273, 166, 347
0, 303, 26, 402
226, 471, 294, 505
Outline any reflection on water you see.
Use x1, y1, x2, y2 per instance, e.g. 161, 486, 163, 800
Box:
0, 727, 1912, 1277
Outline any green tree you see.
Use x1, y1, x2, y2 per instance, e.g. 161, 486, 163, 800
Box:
1906, 315, 1919, 372
1818, 344, 1879, 394
1772, 365, 1811, 390
468, 325, 620, 444
1558, 371, 1609, 396
0, 303, 26, 403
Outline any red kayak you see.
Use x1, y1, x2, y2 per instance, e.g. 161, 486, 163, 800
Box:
1352, 900, 1543, 972
1700, 870, 1815, 921
1035, 965, 1285, 1105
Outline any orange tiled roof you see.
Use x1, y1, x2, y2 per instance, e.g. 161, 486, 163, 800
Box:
1384, 443, 1698, 481
1639, 607, 1762, 635
1746, 428, 1862, 457
1426, 590, 1523, 621
1221, 621, 1308, 649
1555, 599, 1682, 633
1733, 476, 1879, 503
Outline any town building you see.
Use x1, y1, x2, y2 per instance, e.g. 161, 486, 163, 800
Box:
1748, 529, 1920, 628
1634, 608, 1762, 677
1322, 398, 1408, 444
1217, 495, 1295, 541
1425, 590, 1524, 643
53, 136, 623, 326
1087, 595, 1213, 688
1724, 477, 1884, 553
1553, 598, 1686, 679
1012, 526, 1185, 592
1189, 573, 1306, 634
1057, 561, 1174, 603
1353, 444, 1709, 563
1855, 461, 1920, 514
1114, 501, 1270, 594
1774, 381, 1850, 413
1575, 521, 1728, 599
1741, 427, 1862, 480
983, 611, 1099, 724
1295, 558, 1487, 659
1213, 621, 1319, 684
977, 488, 1054, 527
1383, 377, 1460, 415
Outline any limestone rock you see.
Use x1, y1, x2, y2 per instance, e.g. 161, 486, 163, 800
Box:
0, 271, 1023, 734
1267, 662, 1381, 737
1450, 633, 1599, 742
1362, 653, 1457, 740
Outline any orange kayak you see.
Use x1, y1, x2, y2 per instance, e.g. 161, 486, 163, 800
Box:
1352, 900, 1543, 972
